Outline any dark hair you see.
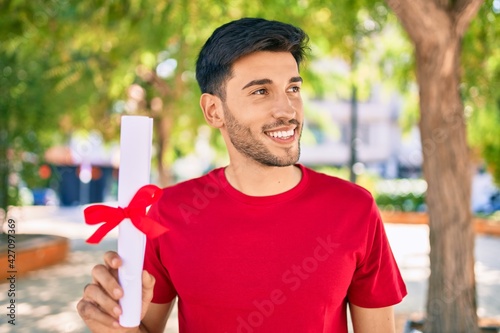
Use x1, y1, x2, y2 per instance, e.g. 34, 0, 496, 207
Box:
196, 17, 309, 100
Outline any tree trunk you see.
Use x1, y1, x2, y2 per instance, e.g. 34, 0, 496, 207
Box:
137, 67, 174, 187
155, 115, 173, 187
417, 32, 478, 333
385, 0, 484, 332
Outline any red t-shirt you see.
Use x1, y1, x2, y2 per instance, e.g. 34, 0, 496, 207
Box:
144, 165, 407, 332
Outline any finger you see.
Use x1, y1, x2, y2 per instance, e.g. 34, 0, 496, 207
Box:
84, 283, 92, 293
77, 299, 121, 329
103, 251, 122, 282
83, 283, 122, 319
91, 264, 123, 300
143, 270, 155, 291
142, 270, 155, 300
140, 271, 155, 318
103, 251, 122, 269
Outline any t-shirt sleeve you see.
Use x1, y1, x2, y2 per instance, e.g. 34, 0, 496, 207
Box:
347, 201, 407, 308
143, 201, 177, 304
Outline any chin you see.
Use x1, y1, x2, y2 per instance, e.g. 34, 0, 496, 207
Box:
260, 154, 300, 167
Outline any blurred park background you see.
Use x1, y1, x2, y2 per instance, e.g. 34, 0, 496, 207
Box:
1, 0, 500, 332
1, 0, 499, 214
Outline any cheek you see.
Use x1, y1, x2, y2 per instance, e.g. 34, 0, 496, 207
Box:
292, 95, 303, 107
237, 103, 270, 123
291, 98, 304, 116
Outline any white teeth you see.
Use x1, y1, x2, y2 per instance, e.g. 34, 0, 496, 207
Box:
267, 129, 294, 138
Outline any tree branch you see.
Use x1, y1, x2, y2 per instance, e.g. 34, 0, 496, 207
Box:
453, 0, 485, 36
385, 0, 422, 31
437, 0, 453, 10
385, 0, 450, 45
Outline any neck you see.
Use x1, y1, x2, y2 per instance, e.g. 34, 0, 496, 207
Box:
224, 160, 302, 196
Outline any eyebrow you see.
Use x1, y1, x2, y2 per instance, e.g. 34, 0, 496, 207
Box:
241, 76, 303, 90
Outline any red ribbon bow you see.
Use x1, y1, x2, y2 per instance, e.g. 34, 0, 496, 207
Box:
84, 184, 169, 244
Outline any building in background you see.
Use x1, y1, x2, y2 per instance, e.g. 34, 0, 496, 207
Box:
43, 132, 118, 206
300, 87, 421, 179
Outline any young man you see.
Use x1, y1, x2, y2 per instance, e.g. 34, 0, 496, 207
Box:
77, 18, 407, 333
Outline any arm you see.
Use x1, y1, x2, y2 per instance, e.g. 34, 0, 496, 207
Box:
77, 251, 174, 333
349, 304, 396, 333
140, 302, 175, 333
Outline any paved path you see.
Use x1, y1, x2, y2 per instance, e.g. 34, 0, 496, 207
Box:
0, 206, 499, 332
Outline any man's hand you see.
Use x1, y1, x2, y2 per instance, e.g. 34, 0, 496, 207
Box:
77, 251, 156, 332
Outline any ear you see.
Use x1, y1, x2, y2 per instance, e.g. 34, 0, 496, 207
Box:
200, 93, 224, 128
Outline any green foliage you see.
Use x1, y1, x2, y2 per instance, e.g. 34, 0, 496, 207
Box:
315, 166, 427, 212
374, 179, 427, 212
375, 192, 426, 212
463, 0, 500, 186
1, 0, 499, 221
0, 0, 65, 215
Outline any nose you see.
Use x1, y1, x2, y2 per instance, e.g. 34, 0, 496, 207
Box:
272, 92, 300, 120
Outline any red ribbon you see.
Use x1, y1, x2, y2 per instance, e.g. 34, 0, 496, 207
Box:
84, 184, 168, 244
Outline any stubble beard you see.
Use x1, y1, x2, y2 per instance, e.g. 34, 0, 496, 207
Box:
222, 103, 301, 167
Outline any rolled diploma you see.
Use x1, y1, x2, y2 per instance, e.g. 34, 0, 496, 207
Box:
117, 115, 153, 327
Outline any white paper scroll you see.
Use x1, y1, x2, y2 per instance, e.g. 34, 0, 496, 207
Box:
117, 115, 153, 327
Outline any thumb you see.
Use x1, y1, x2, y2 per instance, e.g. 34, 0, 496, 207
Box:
140, 270, 155, 319
143, 270, 155, 290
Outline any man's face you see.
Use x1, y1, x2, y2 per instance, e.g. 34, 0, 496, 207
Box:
221, 51, 304, 167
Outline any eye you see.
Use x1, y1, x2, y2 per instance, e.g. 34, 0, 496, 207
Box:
288, 86, 301, 93
252, 88, 268, 95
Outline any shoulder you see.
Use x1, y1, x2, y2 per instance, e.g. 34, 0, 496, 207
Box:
158, 168, 222, 203
147, 168, 223, 224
